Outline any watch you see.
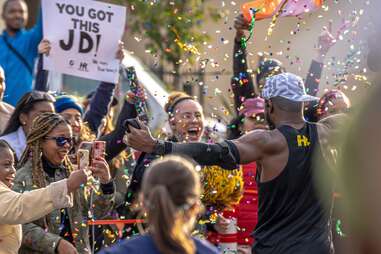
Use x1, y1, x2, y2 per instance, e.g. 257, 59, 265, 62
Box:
153, 139, 166, 156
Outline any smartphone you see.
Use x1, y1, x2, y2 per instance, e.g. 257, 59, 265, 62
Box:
124, 119, 141, 133
79, 141, 93, 153
77, 149, 90, 170
92, 141, 106, 160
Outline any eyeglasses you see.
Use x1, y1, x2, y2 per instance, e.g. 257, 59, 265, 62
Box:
44, 136, 73, 147
25, 91, 56, 105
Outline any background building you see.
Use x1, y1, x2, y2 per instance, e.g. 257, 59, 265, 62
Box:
0, 0, 374, 120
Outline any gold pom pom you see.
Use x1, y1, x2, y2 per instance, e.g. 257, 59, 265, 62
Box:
200, 166, 243, 210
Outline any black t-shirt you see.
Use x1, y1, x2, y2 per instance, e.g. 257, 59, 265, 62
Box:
254, 123, 333, 254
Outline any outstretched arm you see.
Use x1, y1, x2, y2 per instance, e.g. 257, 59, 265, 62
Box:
1, 180, 72, 225
125, 121, 273, 168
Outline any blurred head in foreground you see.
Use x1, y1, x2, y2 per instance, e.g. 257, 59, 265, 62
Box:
335, 78, 381, 254
140, 156, 201, 254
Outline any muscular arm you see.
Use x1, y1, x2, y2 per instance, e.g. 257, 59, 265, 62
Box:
156, 130, 272, 168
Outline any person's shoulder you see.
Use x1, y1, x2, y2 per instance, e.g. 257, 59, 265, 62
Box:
0, 131, 17, 141
0, 181, 10, 192
244, 129, 286, 150
193, 237, 219, 254
3, 102, 14, 113
13, 165, 33, 192
15, 162, 33, 181
99, 235, 157, 254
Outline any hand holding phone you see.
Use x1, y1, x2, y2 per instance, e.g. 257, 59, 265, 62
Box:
124, 119, 141, 133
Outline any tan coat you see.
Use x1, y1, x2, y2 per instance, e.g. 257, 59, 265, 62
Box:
13, 161, 115, 254
0, 102, 14, 134
0, 180, 72, 254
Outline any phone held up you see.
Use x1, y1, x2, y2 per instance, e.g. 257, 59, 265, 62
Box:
77, 141, 106, 170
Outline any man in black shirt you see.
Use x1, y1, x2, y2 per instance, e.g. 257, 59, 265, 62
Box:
125, 72, 345, 254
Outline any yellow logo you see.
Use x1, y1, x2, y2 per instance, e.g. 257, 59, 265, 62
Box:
297, 135, 310, 147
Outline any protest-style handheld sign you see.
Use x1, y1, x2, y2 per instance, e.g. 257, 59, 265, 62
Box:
42, 0, 126, 83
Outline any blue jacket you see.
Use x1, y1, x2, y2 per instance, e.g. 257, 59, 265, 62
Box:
99, 234, 219, 254
0, 12, 42, 106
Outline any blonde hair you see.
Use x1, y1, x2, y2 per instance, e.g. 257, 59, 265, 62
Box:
76, 121, 96, 144
141, 156, 200, 254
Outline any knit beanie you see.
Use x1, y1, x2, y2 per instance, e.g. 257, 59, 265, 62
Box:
54, 95, 83, 115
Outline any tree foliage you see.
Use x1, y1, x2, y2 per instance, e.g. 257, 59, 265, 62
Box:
111, 0, 221, 89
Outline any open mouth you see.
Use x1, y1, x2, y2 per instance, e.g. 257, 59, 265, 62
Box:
186, 127, 201, 139
5, 175, 15, 187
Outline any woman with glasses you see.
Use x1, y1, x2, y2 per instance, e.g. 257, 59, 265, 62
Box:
13, 113, 115, 254
122, 92, 243, 245
0, 91, 55, 160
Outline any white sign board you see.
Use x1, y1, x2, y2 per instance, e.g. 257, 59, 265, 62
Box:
42, 0, 126, 83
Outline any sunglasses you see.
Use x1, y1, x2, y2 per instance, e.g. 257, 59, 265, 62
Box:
25, 91, 56, 105
45, 136, 74, 147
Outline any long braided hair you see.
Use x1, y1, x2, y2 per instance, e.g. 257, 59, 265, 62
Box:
18, 112, 74, 189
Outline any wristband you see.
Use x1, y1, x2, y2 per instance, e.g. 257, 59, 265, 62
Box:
153, 140, 172, 156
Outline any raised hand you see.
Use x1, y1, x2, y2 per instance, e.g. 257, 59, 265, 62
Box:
38, 39, 52, 56
316, 20, 349, 62
116, 41, 125, 62
234, 14, 250, 40
66, 169, 89, 193
214, 214, 232, 234
124, 119, 156, 154
90, 158, 111, 184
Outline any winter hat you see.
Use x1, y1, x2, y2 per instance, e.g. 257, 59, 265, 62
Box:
54, 95, 83, 115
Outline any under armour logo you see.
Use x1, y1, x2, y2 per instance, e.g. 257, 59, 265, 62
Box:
297, 135, 310, 147
79, 62, 88, 72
